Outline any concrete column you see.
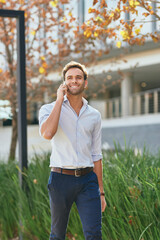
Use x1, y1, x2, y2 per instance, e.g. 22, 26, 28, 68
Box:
154, 91, 158, 113
136, 95, 141, 115
129, 96, 133, 115
109, 100, 113, 118
121, 73, 132, 117
44, 91, 49, 104
145, 93, 149, 114
115, 98, 120, 117
133, 82, 141, 115
133, 82, 141, 93
105, 90, 110, 118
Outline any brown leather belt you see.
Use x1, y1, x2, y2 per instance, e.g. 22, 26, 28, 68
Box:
51, 167, 93, 177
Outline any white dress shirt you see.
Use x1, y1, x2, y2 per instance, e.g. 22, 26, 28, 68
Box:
39, 96, 102, 168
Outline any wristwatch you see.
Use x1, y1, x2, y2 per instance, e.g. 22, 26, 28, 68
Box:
100, 192, 105, 196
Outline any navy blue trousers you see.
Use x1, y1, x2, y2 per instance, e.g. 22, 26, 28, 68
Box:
48, 170, 102, 240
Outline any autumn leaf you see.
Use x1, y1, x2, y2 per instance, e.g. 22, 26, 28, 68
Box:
50, 0, 58, 7
116, 41, 121, 48
143, 12, 150, 17
88, 7, 93, 13
129, 0, 140, 8
148, 5, 152, 10
84, 30, 92, 38
19, 0, 24, 4
39, 67, 45, 74
0, 0, 6, 3
95, 16, 103, 22
30, 30, 36, 36
115, 8, 121, 13
135, 28, 141, 35
100, 0, 107, 8
0, 68, 3, 73
110, 12, 114, 18
93, 0, 98, 6
42, 62, 48, 68
40, 56, 46, 61
151, 35, 158, 43
120, 30, 129, 40
94, 31, 99, 37
68, 12, 72, 17
60, 16, 67, 22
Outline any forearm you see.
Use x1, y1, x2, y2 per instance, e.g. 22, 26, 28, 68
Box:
93, 159, 104, 194
41, 99, 63, 139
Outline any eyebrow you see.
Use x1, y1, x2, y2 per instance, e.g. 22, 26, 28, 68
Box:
66, 74, 83, 78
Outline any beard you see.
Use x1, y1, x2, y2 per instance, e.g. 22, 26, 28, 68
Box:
67, 82, 85, 96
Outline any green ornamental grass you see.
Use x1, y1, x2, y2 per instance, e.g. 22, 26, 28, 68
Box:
0, 147, 160, 240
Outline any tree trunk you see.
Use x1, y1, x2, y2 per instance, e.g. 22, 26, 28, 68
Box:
8, 107, 18, 161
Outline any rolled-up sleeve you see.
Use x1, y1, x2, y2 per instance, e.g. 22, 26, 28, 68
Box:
39, 104, 51, 136
91, 113, 103, 162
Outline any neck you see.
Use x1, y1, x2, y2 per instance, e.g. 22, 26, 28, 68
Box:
66, 93, 83, 114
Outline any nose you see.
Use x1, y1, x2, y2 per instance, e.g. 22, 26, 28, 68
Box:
71, 77, 77, 83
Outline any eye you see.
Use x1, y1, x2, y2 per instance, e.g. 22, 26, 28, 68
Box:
77, 75, 82, 79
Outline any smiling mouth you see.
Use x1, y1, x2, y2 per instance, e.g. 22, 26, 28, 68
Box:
70, 85, 79, 88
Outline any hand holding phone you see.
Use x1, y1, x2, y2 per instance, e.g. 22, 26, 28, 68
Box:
57, 82, 68, 101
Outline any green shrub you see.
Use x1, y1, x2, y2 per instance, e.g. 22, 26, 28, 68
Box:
0, 147, 160, 239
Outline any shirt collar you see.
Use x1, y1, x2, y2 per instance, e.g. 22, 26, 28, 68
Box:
63, 95, 88, 106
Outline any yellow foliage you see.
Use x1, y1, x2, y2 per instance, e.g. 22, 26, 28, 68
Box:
39, 67, 45, 74
68, 12, 72, 17
116, 41, 122, 48
40, 56, 46, 61
115, 8, 121, 13
95, 16, 103, 22
135, 28, 141, 35
0, 0, 6, 3
129, 0, 140, 7
143, 12, 150, 17
0, 68, 3, 73
50, 0, 58, 7
60, 17, 67, 23
110, 12, 114, 18
30, 30, 36, 36
88, 8, 92, 13
42, 62, 48, 68
94, 31, 99, 37
120, 30, 129, 40
86, 21, 91, 25
84, 30, 92, 38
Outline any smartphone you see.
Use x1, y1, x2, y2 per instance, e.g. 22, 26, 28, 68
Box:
63, 81, 68, 91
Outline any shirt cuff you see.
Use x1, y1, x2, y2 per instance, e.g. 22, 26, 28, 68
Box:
92, 154, 103, 162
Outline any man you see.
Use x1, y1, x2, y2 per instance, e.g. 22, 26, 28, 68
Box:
39, 61, 106, 240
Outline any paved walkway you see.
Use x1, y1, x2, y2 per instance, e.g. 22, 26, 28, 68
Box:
0, 125, 51, 162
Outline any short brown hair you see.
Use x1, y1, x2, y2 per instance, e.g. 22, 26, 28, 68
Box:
62, 61, 88, 81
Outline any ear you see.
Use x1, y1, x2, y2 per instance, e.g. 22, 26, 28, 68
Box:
84, 80, 88, 89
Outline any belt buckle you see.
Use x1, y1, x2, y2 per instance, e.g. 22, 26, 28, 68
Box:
75, 168, 81, 177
